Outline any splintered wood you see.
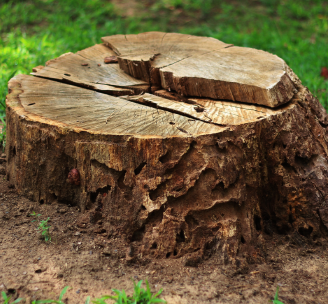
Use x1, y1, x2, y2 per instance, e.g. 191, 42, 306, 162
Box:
6, 32, 328, 265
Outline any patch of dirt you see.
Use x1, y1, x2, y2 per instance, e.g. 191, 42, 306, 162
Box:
0, 155, 328, 304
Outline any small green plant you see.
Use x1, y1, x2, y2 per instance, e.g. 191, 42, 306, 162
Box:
31, 286, 69, 304
92, 280, 166, 304
1, 291, 23, 304
30, 212, 51, 242
30, 211, 41, 220
270, 286, 285, 304
23, 282, 165, 304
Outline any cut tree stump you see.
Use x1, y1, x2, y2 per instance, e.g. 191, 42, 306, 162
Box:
6, 32, 328, 265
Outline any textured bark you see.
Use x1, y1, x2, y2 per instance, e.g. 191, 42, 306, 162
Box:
5, 32, 328, 265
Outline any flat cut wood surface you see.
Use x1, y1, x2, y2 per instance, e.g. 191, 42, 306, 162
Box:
32, 44, 148, 96
9, 74, 296, 137
22, 32, 300, 138
30, 32, 298, 110
102, 32, 296, 107
125, 93, 287, 126
159, 46, 296, 106
102, 32, 231, 61
9, 75, 224, 136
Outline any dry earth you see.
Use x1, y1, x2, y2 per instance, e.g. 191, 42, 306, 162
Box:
0, 156, 328, 304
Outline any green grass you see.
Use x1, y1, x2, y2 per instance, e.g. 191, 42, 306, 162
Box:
0, 283, 285, 304
0, 281, 166, 304
94, 280, 166, 304
1, 291, 23, 304
31, 286, 70, 304
270, 286, 284, 304
0, 0, 327, 146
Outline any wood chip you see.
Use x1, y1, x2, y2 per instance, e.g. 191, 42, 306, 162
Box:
104, 56, 118, 64
32, 65, 44, 73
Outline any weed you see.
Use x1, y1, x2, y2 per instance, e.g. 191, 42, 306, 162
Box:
1, 291, 23, 304
30, 212, 51, 242
23, 282, 165, 304
270, 286, 285, 304
92, 279, 166, 304
37, 217, 51, 242
30, 211, 41, 220
0, 283, 286, 303
31, 286, 70, 304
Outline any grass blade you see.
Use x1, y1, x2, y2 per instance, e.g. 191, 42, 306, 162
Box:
271, 286, 285, 304
146, 280, 152, 299
1, 70, 17, 108
149, 299, 167, 303
34, 300, 59, 303
274, 286, 280, 300
1, 291, 8, 301
58, 286, 70, 301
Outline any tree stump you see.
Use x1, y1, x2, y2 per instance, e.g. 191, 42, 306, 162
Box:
6, 32, 328, 264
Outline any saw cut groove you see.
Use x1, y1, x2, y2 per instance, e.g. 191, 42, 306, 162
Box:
6, 32, 328, 265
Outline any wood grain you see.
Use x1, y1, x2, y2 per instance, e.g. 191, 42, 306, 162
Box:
9, 75, 223, 137
32, 44, 148, 96
102, 32, 296, 107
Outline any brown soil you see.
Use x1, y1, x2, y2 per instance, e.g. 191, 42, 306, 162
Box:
0, 157, 328, 303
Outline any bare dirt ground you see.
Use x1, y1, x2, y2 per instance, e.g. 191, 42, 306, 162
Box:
0, 155, 328, 304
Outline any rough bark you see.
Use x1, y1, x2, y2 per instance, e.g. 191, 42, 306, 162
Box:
6, 32, 328, 265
